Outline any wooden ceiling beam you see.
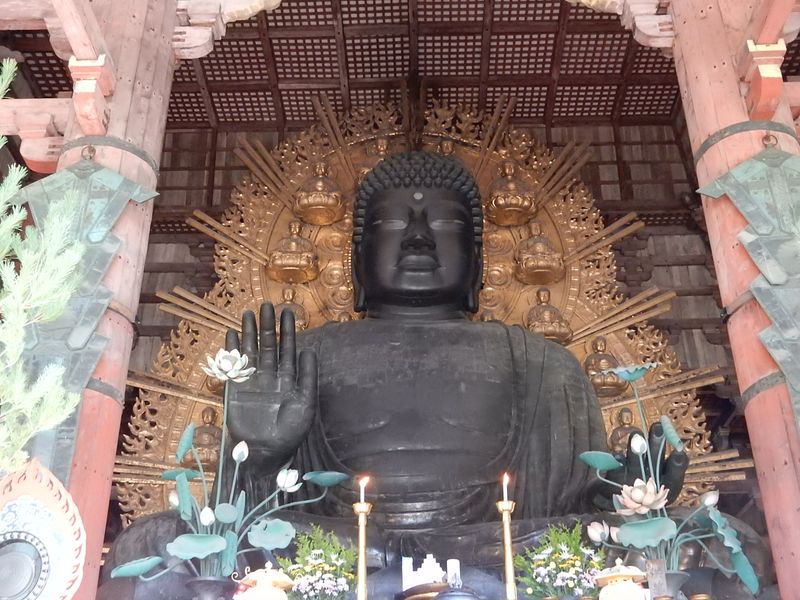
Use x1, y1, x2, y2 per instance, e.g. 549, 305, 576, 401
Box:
191, 59, 217, 128
546, 1, 576, 145
331, 0, 351, 111
477, 0, 494, 111
256, 11, 285, 141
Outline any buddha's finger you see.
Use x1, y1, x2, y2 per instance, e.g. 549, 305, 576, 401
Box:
648, 422, 667, 471
241, 310, 258, 364
259, 302, 278, 372
297, 349, 318, 403
662, 450, 688, 503
225, 328, 240, 352
278, 309, 297, 381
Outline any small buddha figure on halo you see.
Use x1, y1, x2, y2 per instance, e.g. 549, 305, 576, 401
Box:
485, 157, 537, 226
266, 220, 319, 284
294, 161, 345, 225
583, 335, 630, 398
438, 139, 455, 156
181, 406, 222, 468
369, 137, 390, 157
514, 221, 565, 285
275, 287, 308, 333
525, 286, 572, 344
608, 407, 640, 456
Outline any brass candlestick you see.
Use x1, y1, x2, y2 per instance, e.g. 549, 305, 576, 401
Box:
496, 500, 517, 600
353, 501, 372, 600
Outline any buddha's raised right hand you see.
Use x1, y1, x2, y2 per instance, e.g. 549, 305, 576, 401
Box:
224, 303, 317, 470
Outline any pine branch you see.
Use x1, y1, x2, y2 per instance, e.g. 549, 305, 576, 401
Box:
0, 57, 86, 473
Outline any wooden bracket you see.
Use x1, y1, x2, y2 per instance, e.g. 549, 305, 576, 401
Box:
68, 53, 115, 96
19, 136, 64, 174
176, 1, 225, 39
172, 26, 215, 60
72, 79, 109, 135
621, 1, 674, 49
740, 39, 787, 120
0, 98, 71, 173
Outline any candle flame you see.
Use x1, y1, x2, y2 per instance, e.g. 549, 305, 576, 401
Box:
359, 476, 370, 489
503, 472, 510, 486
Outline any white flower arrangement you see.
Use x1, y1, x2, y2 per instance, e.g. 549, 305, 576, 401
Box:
515, 523, 603, 599
278, 526, 356, 600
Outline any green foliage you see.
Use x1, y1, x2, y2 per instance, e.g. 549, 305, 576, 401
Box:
617, 517, 677, 549
514, 523, 604, 599
277, 525, 357, 600
578, 451, 623, 472
0, 58, 85, 473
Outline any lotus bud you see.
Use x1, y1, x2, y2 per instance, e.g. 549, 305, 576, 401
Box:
701, 490, 720, 507
232, 440, 249, 463
276, 468, 302, 493
200, 505, 216, 526
168, 490, 180, 508
587, 521, 609, 544
609, 526, 620, 543
630, 433, 648, 456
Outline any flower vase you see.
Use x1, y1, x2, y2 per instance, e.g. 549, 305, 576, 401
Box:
187, 576, 238, 600
662, 570, 690, 599
681, 566, 715, 597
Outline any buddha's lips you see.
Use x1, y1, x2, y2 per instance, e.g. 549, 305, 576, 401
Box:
397, 253, 439, 270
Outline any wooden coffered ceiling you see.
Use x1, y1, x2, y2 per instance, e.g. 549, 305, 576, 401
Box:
1, 0, 687, 136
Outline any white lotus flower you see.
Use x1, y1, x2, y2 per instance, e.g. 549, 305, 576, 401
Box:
202, 348, 256, 383
276, 468, 302, 493
629, 433, 648, 456
200, 505, 216, 526
232, 440, 249, 463
587, 521, 609, 544
609, 525, 620, 543
701, 490, 719, 507
615, 477, 669, 515
168, 490, 180, 508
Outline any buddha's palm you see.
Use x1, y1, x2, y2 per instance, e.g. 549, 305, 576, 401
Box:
606, 422, 689, 504
225, 303, 317, 470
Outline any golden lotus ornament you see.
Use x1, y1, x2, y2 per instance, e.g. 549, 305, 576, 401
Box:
294, 161, 345, 225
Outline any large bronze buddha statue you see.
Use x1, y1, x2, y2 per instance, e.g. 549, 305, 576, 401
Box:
102, 152, 693, 598
226, 152, 607, 528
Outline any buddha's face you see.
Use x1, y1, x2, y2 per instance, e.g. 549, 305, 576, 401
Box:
355, 186, 478, 308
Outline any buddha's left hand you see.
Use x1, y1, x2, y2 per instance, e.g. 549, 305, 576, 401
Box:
597, 422, 689, 506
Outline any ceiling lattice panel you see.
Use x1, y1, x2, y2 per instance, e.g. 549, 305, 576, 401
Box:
561, 32, 630, 75
341, 0, 408, 25
202, 38, 271, 82
2, 0, 694, 133
346, 36, 410, 79
489, 33, 556, 75
494, 0, 562, 21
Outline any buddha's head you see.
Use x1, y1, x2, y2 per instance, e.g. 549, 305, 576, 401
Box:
201, 406, 217, 426
353, 151, 483, 314
593, 335, 608, 353
618, 407, 633, 426
536, 287, 551, 305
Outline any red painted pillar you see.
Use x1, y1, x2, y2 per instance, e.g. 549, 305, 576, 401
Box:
54, 0, 177, 597
672, 0, 800, 595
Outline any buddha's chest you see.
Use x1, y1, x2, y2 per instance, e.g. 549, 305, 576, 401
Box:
309, 323, 515, 472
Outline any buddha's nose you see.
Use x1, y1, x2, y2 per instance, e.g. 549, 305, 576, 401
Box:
401, 209, 436, 251
401, 232, 436, 252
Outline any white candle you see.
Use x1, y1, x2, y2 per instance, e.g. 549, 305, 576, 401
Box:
359, 476, 370, 503
502, 472, 510, 502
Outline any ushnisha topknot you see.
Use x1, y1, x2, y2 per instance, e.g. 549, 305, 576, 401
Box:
353, 151, 483, 245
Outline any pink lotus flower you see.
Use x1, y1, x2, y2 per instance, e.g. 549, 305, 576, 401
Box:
615, 477, 669, 515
